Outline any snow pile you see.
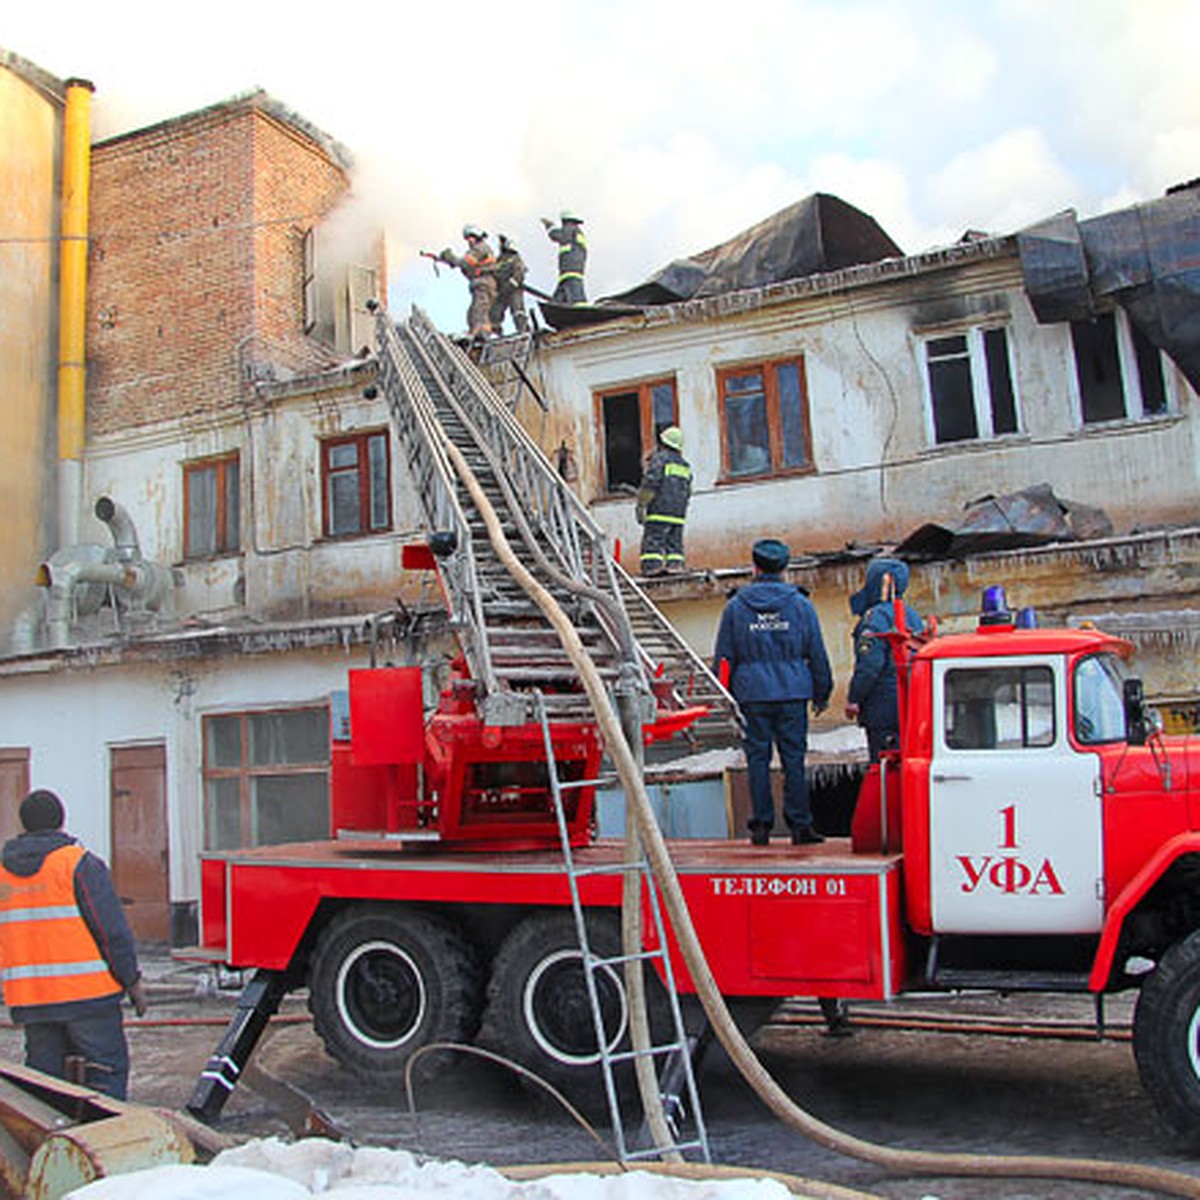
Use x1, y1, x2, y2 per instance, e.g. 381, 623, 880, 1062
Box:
65, 1138, 801, 1200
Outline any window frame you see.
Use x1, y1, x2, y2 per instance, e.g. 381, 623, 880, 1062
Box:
918, 321, 1020, 447
201, 705, 331, 850
941, 663, 1057, 751
593, 376, 678, 497
1070, 307, 1173, 426
183, 451, 241, 560
715, 356, 814, 482
320, 428, 393, 539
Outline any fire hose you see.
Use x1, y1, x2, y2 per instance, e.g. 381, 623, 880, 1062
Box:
444, 435, 1200, 1198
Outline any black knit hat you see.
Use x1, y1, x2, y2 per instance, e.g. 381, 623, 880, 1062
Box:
19, 789, 64, 832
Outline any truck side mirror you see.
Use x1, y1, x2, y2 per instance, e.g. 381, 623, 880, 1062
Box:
1124, 677, 1149, 746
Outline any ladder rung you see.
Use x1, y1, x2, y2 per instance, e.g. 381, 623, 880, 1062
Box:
556, 774, 618, 790
569, 862, 652, 880
606, 1042, 689, 1066
588, 948, 665, 969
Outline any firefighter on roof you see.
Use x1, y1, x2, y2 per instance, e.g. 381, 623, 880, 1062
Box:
490, 234, 530, 335
440, 225, 497, 338
635, 425, 692, 576
541, 210, 588, 304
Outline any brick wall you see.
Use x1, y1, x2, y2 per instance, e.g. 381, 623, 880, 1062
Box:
87, 97, 354, 437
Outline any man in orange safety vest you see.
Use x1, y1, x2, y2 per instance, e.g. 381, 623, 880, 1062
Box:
0, 790, 146, 1098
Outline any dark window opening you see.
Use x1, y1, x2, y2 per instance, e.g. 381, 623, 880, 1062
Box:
985, 327, 1018, 434
1073, 313, 1125, 423
1132, 322, 1167, 415
927, 335, 978, 443
595, 378, 678, 494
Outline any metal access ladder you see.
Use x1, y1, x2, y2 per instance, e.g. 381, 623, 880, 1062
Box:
536, 693, 711, 1163
371, 303, 742, 747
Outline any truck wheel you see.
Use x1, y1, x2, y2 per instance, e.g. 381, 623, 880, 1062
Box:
483, 910, 669, 1103
308, 906, 483, 1084
1133, 928, 1200, 1148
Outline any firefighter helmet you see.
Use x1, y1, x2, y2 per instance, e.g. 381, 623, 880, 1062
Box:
463, 224, 485, 240
660, 425, 684, 451
559, 210, 583, 224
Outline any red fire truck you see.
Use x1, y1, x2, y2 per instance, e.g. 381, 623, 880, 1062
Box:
187, 586, 1200, 1149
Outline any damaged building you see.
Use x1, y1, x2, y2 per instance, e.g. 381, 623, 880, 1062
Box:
3, 40, 1200, 944
499, 183, 1200, 723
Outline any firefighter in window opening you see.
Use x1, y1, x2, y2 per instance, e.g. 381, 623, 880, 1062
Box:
636, 425, 692, 576
490, 234, 530, 335
439, 225, 497, 339
844, 557, 925, 762
540, 210, 587, 304
0, 789, 148, 1098
713, 538, 832, 846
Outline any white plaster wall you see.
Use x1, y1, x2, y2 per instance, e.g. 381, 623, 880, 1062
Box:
533, 255, 1200, 568
0, 645, 372, 906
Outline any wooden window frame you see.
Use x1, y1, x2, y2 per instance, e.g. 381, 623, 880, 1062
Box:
183, 452, 240, 560
716, 356, 814, 482
320, 429, 393, 539
201, 706, 330, 850
593, 376, 678, 497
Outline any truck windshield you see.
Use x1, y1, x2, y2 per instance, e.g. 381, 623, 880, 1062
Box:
1073, 653, 1129, 745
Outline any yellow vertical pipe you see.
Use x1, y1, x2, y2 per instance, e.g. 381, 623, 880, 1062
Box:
57, 78, 94, 545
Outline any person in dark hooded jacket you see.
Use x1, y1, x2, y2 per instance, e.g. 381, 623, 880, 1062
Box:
713, 539, 833, 845
0, 789, 146, 1098
845, 558, 924, 761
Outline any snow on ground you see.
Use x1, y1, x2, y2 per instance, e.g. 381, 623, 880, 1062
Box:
65, 1138, 801, 1200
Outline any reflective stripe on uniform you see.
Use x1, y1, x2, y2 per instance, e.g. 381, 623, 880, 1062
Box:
0, 905, 81, 924
645, 513, 686, 525
557, 271, 585, 281
2, 958, 110, 981
664, 463, 692, 479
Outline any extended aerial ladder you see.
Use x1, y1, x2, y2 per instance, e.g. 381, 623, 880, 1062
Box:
370, 304, 740, 748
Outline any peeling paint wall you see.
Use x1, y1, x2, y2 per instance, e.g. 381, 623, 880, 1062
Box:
525, 248, 1198, 577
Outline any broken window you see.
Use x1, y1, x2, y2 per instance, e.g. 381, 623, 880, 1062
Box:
203, 707, 330, 850
1072, 309, 1169, 425
595, 377, 677, 494
923, 325, 1017, 445
321, 430, 392, 538
717, 358, 812, 479
184, 453, 240, 559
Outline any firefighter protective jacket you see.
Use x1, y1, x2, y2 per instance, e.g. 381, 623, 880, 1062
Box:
637, 447, 692, 524
0, 831, 137, 1022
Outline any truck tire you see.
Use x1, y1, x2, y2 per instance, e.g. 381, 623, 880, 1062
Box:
482, 909, 669, 1104
1133, 928, 1200, 1148
308, 905, 483, 1084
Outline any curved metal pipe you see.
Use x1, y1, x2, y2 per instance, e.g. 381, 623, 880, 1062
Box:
94, 495, 141, 561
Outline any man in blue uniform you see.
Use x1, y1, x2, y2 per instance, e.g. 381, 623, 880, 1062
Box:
714, 539, 833, 845
845, 558, 924, 761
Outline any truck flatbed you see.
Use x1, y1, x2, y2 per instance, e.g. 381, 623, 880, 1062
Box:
197, 836, 906, 1001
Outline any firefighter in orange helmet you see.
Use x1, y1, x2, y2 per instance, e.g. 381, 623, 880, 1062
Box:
439, 224, 498, 338
0, 789, 147, 1098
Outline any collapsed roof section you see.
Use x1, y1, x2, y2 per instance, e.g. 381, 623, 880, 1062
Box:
894, 483, 1114, 561
1017, 181, 1200, 393
537, 193, 902, 330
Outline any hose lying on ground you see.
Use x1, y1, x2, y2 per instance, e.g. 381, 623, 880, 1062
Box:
445, 431, 1200, 1199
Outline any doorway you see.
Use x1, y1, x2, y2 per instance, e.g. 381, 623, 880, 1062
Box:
110, 743, 170, 942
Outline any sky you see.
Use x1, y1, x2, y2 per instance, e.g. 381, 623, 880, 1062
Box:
6, 0, 1200, 335
68, 1139, 801, 1200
